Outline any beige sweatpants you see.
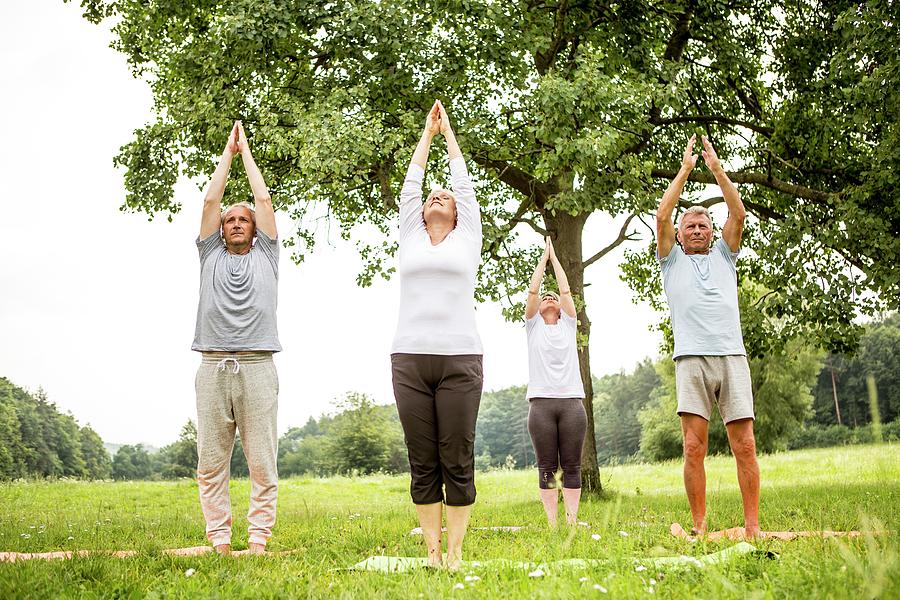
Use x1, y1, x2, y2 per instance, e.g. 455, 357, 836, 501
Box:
195, 353, 279, 547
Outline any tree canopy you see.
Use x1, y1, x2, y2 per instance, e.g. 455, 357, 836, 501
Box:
74, 0, 900, 489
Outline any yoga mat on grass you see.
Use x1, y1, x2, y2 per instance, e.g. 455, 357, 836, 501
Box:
349, 542, 765, 573
670, 522, 868, 541
409, 526, 524, 536
0, 547, 296, 562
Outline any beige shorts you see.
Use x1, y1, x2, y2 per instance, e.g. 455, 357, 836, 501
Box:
675, 355, 754, 423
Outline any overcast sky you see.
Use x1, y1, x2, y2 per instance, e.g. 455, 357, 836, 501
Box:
1, 1, 671, 447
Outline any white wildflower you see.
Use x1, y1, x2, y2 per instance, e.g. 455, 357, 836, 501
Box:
453, 583, 465, 590
185, 568, 196, 577
635, 565, 647, 572
594, 584, 608, 593
464, 575, 480, 582
591, 533, 601, 541
618, 531, 629, 537
579, 577, 589, 582
528, 569, 545, 578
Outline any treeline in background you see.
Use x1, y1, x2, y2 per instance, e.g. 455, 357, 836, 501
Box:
0, 379, 110, 479
2, 314, 898, 480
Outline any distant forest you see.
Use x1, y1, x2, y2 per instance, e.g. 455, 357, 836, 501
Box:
2, 314, 897, 480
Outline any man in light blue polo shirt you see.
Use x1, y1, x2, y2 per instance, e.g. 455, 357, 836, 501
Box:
656, 135, 760, 539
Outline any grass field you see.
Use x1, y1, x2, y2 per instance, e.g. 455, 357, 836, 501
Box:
1, 444, 897, 598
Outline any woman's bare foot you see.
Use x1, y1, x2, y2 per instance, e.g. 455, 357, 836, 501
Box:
446, 550, 462, 571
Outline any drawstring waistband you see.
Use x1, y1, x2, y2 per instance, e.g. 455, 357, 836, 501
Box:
201, 352, 273, 373
216, 357, 240, 374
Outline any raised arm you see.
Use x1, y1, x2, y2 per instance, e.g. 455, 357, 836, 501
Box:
399, 103, 441, 240
525, 240, 550, 319
701, 136, 745, 252
437, 100, 481, 241
547, 238, 577, 318
411, 102, 441, 170
438, 100, 462, 162
236, 121, 276, 239
200, 122, 239, 239
656, 135, 698, 258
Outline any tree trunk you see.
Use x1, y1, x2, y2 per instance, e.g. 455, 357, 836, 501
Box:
830, 367, 842, 426
544, 211, 602, 493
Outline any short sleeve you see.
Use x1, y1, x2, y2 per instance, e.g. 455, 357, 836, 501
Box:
560, 310, 578, 331
525, 312, 541, 334
254, 229, 280, 273
716, 238, 739, 266
657, 244, 681, 273
197, 232, 223, 263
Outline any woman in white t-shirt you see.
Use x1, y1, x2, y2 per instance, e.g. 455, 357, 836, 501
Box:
391, 100, 483, 569
524, 237, 587, 527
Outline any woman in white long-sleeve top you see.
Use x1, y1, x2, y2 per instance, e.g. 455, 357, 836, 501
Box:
391, 100, 483, 570
524, 237, 587, 527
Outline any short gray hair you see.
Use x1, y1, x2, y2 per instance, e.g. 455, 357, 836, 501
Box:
221, 201, 257, 227
679, 205, 712, 227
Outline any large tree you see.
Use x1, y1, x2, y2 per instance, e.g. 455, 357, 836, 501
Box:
75, 0, 899, 491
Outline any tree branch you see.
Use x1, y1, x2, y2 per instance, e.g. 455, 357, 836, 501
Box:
583, 213, 640, 269
471, 153, 549, 209
651, 114, 773, 136
677, 196, 784, 222
651, 169, 833, 203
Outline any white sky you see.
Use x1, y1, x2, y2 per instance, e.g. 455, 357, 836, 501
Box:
0, 1, 666, 447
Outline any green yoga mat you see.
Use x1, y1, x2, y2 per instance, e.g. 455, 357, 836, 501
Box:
350, 542, 763, 573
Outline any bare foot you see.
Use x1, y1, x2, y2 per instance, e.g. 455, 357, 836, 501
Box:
446, 551, 462, 572
690, 520, 708, 537
426, 547, 442, 568
743, 525, 763, 540
214, 544, 231, 555
248, 543, 266, 555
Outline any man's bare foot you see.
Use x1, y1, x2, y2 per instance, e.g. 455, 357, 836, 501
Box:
248, 542, 266, 555
214, 544, 231, 555
690, 520, 708, 537
743, 525, 763, 539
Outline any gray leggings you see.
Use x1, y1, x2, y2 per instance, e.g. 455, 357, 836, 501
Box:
527, 397, 587, 489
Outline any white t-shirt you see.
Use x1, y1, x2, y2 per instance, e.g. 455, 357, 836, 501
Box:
390, 157, 483, 355
525, 311, 584, 399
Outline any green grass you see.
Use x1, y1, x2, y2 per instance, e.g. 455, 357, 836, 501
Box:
1, 444, 898, 598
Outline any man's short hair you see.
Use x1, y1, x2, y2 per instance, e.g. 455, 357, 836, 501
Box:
678, 205, 713, 227
221, 202, 257, 227
675, 206, 712, 229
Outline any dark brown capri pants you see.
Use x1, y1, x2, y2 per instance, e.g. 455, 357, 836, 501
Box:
527, 397, 587, 489
391, 353, 483, 506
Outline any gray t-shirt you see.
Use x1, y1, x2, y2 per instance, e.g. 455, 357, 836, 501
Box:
659, 238, 745, 359
192, 230, 281, 352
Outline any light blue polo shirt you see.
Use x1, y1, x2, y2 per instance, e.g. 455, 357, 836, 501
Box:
658, 238, 746, 359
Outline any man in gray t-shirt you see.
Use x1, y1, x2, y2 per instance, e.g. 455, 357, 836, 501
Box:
193, 121, 280, 555
656, 134, 760, 539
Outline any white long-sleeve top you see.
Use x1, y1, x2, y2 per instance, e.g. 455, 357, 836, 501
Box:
390, 157, 483, 355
